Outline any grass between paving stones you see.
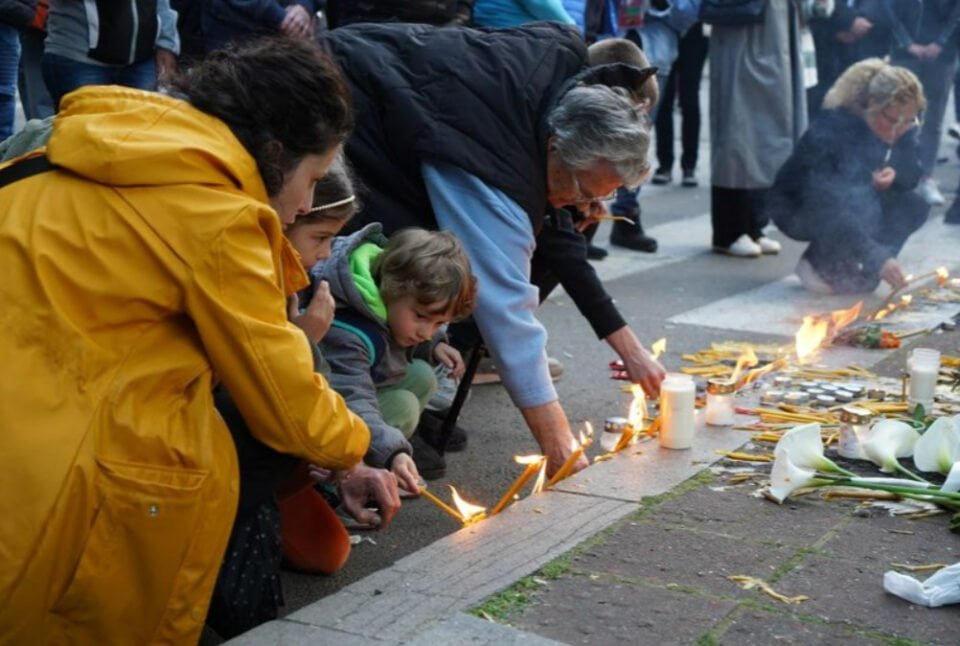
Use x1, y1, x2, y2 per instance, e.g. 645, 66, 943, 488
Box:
469, 470, 716, 623
700, 594, 930, 645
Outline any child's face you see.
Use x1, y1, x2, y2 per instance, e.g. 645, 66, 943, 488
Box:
286, 219, 347, 269
386, 296, 450, 347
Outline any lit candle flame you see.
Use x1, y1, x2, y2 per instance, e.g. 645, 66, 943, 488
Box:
874, 307, 892, 320
650, 338, 667, 361
795, 316, 828, 363
829, 301, 862, 331
627, 383, 645, 428
450, 486, 486, 524
729, 347, 759, 385
900, 294, 913, 307
936, 267, 949, 286
515, 454, 542, 466
531, 457, 548, 494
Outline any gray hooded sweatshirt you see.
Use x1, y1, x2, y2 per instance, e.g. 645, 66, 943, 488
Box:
312, 223, 421, 468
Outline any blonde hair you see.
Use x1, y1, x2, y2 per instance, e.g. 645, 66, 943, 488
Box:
587, 38, 659, 110
373, 229, 477, 320
822, 58, 926, 118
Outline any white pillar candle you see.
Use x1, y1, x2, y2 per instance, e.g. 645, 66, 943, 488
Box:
659, 373, 696, 449
907, 348, 940, 414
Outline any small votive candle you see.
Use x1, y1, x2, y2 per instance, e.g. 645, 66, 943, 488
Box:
760, 389, 784, 405
814, 394, 836, 408
659, 373, 696, 449
783, 391, 810, 405
705, 379, 736, 426
867, 388, 886, 401
773, 376, 793, 388
838, 406, 874, 460
834, 390, 854, 403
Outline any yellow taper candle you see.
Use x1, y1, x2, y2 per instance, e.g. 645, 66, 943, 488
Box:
490, 456, 545, 515
418, 486, 463, 522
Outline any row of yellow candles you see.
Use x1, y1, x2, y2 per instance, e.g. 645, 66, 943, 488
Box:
417, 340, 673, 524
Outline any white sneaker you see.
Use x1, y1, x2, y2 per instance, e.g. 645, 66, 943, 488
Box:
714, 234, 761, 257
756, 236, 781, 254
918, 178, 945, 206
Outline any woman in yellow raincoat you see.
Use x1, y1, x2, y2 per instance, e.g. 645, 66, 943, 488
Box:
0, 38, 371, 643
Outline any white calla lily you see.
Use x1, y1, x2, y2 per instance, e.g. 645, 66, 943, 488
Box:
914, 416, 960, 475
861, 419, 921, 474
766, 448, 822, 504
942, 462, 960, 494
774, 423, 852, 475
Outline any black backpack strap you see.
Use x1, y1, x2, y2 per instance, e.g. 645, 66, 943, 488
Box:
0, 154, 56, 189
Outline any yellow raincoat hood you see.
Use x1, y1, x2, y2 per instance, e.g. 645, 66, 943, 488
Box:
0, 87, 369, 643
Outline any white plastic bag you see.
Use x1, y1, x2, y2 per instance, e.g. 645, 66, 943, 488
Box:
883, 563, 960, 607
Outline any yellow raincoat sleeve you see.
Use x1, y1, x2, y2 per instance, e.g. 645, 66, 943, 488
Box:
186, 205, 370, 470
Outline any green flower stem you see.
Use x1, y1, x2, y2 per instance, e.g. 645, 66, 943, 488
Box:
892, 463, 932, 484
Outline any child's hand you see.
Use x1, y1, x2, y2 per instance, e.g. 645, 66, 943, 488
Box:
872, 166, 895, 191
880, 258, 907, 290
390, 453, 421, 495
290, 280, 335, 344
433, 342, 465, 378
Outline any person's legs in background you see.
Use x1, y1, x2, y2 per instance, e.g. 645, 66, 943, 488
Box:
711, 186, 761, 257
41, 53, 112, 109
114, 56, 158, 91
652, 65, 677, 185
610, 20, 678, 253
906, 57, 956, 206
17, 28, 53, 120
676, 22, 708, 187
0, 23, 21, 139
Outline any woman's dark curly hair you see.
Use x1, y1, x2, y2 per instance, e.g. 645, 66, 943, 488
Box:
170, 36, 354, 196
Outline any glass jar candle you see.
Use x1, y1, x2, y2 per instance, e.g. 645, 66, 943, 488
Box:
659, 373, 696, 449
705, 378, 736, 426
837, 405, 875, 460
908, 348, 941, 414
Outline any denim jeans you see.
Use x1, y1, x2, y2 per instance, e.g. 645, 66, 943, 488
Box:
0, 23, 21, 140
42, 53, 157, 110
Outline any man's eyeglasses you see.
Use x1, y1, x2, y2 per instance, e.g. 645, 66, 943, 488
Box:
571, 171, 618, 206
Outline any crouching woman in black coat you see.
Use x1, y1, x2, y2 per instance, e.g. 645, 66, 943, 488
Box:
766, 58, 928, 294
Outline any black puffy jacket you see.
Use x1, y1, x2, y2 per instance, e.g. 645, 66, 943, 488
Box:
0, 0, 37, 29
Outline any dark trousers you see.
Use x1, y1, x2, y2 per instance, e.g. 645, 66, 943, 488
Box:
711, 186, 768, 248
655, 23, 708, 173
805, 190, 929, 293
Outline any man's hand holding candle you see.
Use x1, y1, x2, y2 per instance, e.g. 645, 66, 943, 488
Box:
605, 326, 666, 398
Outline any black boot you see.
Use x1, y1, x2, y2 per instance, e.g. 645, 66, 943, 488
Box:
586, 243, 608, 260
610, 209, 658, 252
409, 432, 447, 480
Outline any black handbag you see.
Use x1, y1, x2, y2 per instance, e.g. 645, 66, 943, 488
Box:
700, 0, 768, 26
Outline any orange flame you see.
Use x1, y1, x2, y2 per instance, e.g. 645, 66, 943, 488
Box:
729, 347, 759, 385
874, 307, 892, 320
515, 454, 543, 466
795, 316, 828, 363
627, 383, 646, 429
450, 486, 486, 523
530, 457, 548, 494
829, 301, 862, 331
900, 294, 913, 307
650, 338, 667, 361
937, 267, 949, 286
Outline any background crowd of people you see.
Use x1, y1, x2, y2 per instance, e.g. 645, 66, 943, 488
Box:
1, 0, 959, 642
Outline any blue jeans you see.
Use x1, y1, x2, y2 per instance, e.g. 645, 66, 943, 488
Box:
42, 53, 157, 110
0, 23, 21, 140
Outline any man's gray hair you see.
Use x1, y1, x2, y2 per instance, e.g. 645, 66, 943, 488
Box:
547, 85, 650, 188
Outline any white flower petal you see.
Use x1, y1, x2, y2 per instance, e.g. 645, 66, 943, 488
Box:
862, 419, 920, 472
914, 417, 960, 475
941, 462, 960, 494
767, 449, 818, 504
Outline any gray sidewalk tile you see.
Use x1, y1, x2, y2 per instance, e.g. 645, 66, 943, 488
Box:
513, 576, 739, 645
717, 608, 886, 646
404, 613, 566, 645
570, 519, 797, 598
774, 554, 960, 645
229, 618, 392, 645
